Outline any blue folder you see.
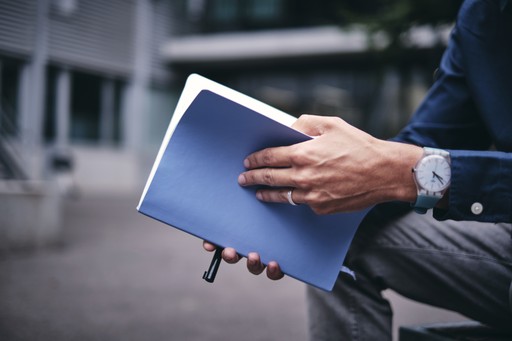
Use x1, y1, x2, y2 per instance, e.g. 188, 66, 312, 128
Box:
138, 75, 369, 291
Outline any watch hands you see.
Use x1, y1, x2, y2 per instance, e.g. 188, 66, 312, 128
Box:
432, 171, 444, 185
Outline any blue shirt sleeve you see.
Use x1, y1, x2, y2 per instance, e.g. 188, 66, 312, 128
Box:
434, 150, 512, 222
394, 0, 512, 222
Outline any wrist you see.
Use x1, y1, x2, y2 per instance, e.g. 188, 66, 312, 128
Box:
381, 141, 423, 203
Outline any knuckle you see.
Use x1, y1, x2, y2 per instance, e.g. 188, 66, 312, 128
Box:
303, 190, 321, 205
289, 172, 300, 188
245, 155, 256, 168
302, 192, 313, 205
329, 116, 343, 124
243, 171, 255, 184
289, 165, 315, 189
291, 172, 309, 189
289, 147, 307, 165
263, 168, 275, 186
297, 114, 313, 125
261, 149, 274, 166
259, 190, 271, 202
325, 116, 342, 127
259, 190, 281, 203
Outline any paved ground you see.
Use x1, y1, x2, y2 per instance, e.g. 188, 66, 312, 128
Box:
0, 194, 465, 340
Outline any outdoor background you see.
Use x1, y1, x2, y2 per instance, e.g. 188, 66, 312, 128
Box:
1, 0, 468, 340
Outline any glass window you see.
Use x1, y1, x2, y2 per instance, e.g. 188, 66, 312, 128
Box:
44, 70, 124, 146
44, 66, 57, 142
111, 80, 123, 145
203, 0, 285, 31
212, 0, 238, 23
70, 71, 101, 143
0, 58, 21, 137
246, 0, 282, 22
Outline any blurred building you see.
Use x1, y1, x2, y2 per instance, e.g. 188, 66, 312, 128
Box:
164, 0, 450, 137
0, 0, 175, 250
0, 0, 449, 250
0, 0, 176, 193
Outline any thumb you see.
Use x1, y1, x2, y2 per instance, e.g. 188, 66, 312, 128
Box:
292, 114, 333, 137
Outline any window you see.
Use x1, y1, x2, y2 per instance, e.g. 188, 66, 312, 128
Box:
67, 71, 123, 145
70, 71, 101, 142
0, 58, 21, 137
203, 0, 284, 31
44, 66, 58, 142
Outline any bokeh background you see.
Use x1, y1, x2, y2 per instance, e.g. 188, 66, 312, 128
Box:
1, 0, 468, 340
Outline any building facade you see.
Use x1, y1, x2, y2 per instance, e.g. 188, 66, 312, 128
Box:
0, 0, 176, 194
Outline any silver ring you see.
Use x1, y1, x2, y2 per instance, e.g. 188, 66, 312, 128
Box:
287, 189, 298, 206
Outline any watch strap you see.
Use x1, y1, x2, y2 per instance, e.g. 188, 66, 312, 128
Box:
413, 193, 442, 214
423, 147, 450, 158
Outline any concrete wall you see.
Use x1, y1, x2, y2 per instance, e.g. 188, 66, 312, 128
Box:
0, 180, 62, 252
71, 147, 145, 196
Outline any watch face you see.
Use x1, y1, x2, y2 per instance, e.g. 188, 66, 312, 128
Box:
414, 155, 451, 192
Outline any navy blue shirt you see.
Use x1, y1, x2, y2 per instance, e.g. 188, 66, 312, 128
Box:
394, 0, 512, 222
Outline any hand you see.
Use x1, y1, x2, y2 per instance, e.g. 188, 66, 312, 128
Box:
238, 115, 422, 214
202, 241, 284, 280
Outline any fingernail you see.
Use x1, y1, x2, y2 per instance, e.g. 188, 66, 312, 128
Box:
244, 158, 250, 168
238, 174, 246, 185
268, 261, 276, 274
248, 253, 257, 266
223, 249, 233, 261
256, 191, 263, 200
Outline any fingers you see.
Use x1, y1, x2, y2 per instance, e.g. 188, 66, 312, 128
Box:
247, 254, 284, 280
239, 128, 303, 188
243, 145, 292, 170
243, 115, 339, 172
203, 240, 217, 252
256, 188, 305, 205
203, 242, 284, 280
238, 167, 295, 188
267, 261, 284, 281
204, 242, 241, 263
247, 252, 265, 275
238, 146, 295, 188
240, 115, 345, 193
222, 247, 241, 264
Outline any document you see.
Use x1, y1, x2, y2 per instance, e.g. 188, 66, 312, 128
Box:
137, 74, 369, 291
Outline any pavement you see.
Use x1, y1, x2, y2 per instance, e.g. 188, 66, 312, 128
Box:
0, 194, 465, 341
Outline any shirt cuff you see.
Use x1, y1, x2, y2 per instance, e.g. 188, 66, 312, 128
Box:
433, 150, 512, 222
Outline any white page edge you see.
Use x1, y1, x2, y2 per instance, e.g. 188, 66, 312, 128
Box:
137, 73, 298, 210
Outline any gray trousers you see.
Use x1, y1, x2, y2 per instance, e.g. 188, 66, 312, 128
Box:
307, 205, 512, 340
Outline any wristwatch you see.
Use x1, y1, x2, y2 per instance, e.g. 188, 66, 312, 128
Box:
412, 147, 451, 214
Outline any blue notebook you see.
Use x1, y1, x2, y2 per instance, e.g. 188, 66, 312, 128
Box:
137, 74, 369, 291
